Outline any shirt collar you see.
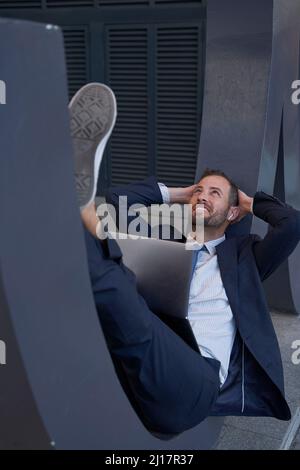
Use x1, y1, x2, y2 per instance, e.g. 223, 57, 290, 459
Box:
204, 235, 226, 255
185, 233, 226, 254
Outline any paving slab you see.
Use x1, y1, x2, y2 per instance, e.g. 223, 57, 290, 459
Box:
215, 311, 300, 450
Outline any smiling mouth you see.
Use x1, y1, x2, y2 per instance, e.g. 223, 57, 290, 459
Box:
194, 206, 210, 215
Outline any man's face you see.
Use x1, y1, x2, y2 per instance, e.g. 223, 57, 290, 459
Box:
189, 175, 231, 227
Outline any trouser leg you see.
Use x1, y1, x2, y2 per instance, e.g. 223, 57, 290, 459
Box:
83, 227, 220, 434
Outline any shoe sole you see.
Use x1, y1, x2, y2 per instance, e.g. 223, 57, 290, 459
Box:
69, 82, 117, 209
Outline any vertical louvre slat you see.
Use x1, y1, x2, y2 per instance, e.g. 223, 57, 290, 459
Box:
156, 26, 200, 186
0, 0, 200, 7
155, 1, 200, 4
107, 27, 149, 185
0, 0, 42, 8
62, 27, 89, 99
46, 0, 94, 7
99, 1, 149, 6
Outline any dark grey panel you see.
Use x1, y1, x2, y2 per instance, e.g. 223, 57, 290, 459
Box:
196, 0, 300, 313
196, 0, 273, 201
0, 276, 51, 449
256, 0, 300, 313
0, 17, 222, 449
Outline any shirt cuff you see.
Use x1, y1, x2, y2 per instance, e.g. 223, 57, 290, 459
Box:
158, 182, 170, 204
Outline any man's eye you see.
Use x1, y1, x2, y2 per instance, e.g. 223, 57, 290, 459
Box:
194, 188, 201, 193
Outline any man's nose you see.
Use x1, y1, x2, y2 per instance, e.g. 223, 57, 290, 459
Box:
198, 194, 208, 203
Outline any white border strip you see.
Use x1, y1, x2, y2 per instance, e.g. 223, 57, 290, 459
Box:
279, 407, 300, 450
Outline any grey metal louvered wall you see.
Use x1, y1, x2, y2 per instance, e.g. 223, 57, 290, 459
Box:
62, 27, 89, 99
107, 28, 149, 184
156, 26, 200, 186
106, 24, 202, 187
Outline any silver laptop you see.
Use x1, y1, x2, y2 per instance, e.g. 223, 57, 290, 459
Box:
116, 235, 194, 319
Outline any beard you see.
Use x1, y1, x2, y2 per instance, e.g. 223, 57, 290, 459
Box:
192, 205, 230, 228
204, 208, 229, 227
192, 205, 229, 228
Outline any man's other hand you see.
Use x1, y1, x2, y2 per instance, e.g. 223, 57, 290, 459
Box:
231, 189, 253, 224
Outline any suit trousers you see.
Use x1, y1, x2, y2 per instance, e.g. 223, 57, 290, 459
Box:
84, 226, 221, 434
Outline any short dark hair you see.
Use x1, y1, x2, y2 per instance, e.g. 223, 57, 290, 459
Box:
199, 168, 239, 206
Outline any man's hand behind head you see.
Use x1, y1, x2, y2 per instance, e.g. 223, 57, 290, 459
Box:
230, 189, 253, 224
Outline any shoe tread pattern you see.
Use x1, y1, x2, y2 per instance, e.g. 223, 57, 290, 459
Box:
69, 84, 115, 208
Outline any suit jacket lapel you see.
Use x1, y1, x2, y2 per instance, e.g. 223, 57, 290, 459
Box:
216, 238, 239, 325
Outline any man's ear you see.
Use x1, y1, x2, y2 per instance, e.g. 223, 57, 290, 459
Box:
227, 206, 240, 223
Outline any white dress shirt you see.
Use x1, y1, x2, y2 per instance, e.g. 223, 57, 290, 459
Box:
158, 183, 237, 386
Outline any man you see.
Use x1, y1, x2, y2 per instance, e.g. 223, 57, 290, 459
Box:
70, 83, 300, 436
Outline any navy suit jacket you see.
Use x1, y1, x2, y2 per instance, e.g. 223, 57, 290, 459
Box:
106, 176, 300, 421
